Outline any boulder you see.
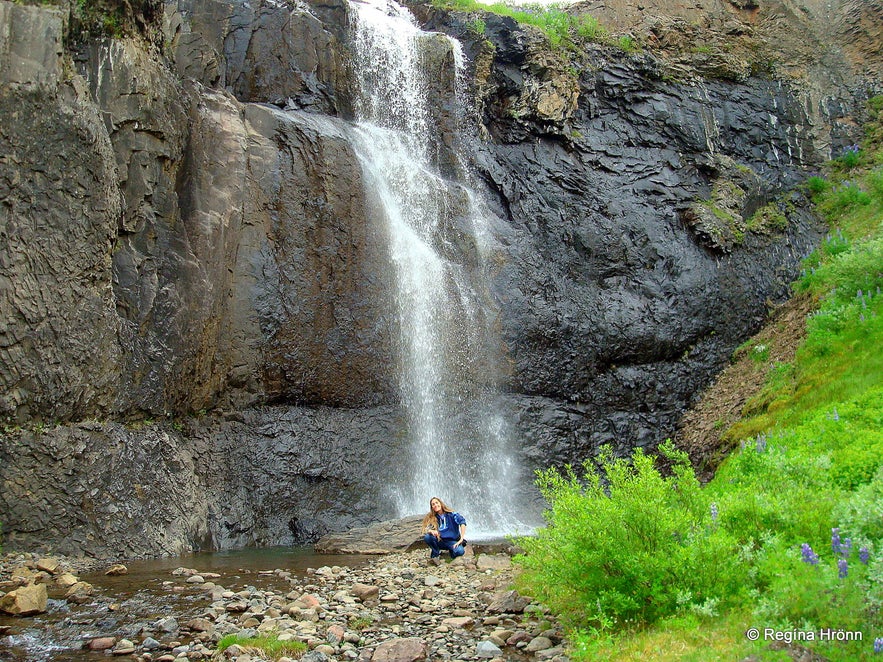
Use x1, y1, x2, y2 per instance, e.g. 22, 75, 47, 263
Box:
35, 558, 60, 574
0, 583, 48, 615
64, 581, 94, 604
371, 637, 427, 662
350, 583, 380, 601
315, 516, 424, 554
87, 637, 117, 650
487, 590, 531, 614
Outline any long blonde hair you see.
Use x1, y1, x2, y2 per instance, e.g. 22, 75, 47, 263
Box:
422, 496, 454, 533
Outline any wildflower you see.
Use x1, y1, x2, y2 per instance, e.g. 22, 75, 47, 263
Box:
832, 528, 841, 554
801, 543, 819, 566
875, 637, 883, 653
832, 407, 839, 421
756, 434, 767, 453
838, 559, 848, 579
710, 502, 719, 524
860, 547, 870, 565
842, 538, 852, 558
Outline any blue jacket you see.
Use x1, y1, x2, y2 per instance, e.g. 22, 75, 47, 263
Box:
435, 511, 466, 541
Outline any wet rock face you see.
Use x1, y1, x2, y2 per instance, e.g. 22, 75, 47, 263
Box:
453, 32, 827, 460
165, 0, 348, 114
0, 3, 123, 425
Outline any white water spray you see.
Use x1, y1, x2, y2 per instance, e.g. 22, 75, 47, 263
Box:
348, 0, 532, 536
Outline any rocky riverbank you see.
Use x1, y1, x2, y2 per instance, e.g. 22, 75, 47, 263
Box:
0, 548, 569, 661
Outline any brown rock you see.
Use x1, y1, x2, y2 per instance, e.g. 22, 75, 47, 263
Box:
326, 623, 345, 644
0, 583, 48, 615
88, 637, 117, 650
112, 638, 136, 655
105, 564, 128, 576
525, 636, 553, 652
55, 573, 79, 588
10, 567, 35, 584
475, 555, 511, 570
441, 616, 474, 630
295, 593, 322, 609
371, 637, 427, 662
35, 558, 61, 574
65, 581, 94, 604
351, 582, 380, 601
186, 617, 214, 632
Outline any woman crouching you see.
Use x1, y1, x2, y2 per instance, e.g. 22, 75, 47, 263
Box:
422, 496, 466, 564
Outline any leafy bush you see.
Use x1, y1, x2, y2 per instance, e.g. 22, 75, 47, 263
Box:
805, 175, 831, 198
833, 466, 883, 549
514, 442, 743, 630
819, 183, 872, 218
575, 15, 607, 41
837, 144, 862, 169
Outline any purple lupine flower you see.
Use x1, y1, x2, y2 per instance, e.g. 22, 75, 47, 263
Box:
838, 559, 849, 579
832, 528, 841, 554
832, 407, 839, 421
842, 538, 853, 558
860, 547, 870, 565
874, 637, 883, 653
801, 543, 819, 565
756, 434, 767, 453
710, 502, 719, 523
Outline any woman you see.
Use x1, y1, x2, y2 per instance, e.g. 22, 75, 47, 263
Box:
422, 496, 467, 564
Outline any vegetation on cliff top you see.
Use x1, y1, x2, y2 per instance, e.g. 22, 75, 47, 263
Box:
514, 96, 883, 661
431, 0, 637, 53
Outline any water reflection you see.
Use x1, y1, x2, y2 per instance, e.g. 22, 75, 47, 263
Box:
0, 546, 370, 661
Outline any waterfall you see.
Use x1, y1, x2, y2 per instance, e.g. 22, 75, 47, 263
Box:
347, 0, 531, 536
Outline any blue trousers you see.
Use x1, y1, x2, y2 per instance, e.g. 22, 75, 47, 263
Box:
424, 534, 465, 558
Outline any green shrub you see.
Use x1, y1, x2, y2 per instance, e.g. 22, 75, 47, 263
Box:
833, 466, 883, 549
616, 35, 637, 53
867, 167, 883, 201
753, 541, 871, 634
467, 18, 486, 35
805, 175, 831, 198
818, 182, 872, 218
575, 15, 607, 41
514, 441, 744, 630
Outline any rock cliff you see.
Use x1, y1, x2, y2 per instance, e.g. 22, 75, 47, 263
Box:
0, 0, 878, 557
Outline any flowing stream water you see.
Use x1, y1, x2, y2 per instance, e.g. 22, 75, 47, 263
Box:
347, 0, 533, 536
0, 548, 370, 661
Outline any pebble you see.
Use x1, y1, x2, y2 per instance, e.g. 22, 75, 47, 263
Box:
0, 549, 569, 661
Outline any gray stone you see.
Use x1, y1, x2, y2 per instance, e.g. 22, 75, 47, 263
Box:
475, 640, 504, 658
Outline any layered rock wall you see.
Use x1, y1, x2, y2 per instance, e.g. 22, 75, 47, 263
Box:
0, 0, 877, 556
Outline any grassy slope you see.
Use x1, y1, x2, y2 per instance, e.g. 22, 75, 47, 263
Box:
514, 98, 883, 660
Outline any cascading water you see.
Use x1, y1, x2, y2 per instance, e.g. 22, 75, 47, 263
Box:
347, 0, 533, 536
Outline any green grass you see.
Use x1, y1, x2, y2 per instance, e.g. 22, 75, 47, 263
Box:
431, 0, 638, 52
216, 634, 307, 659
513, 96, 883, 661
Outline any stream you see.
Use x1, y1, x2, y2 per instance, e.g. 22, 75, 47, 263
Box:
0, 547, 370, 661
